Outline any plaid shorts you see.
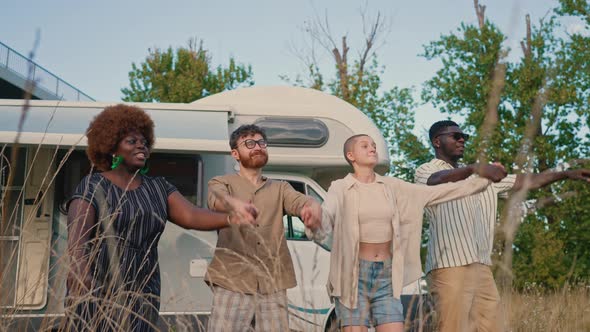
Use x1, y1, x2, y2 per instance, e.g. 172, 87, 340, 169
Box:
207, 286, 289, 332
335, 258, 403, 327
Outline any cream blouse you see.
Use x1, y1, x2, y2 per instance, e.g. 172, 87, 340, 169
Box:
356, 180, 393, 243
306, 173, 490, 309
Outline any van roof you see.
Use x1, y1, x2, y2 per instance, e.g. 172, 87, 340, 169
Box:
0, 100, 232, 152
193, 86, 384, 139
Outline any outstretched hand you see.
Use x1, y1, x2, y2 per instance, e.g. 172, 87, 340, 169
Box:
300, 200, 322, 231
473, 163, 507, 182
566, 169, 590, 182
226, 197, 259, 225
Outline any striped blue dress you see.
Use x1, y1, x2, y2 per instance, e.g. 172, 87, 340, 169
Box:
67, 173, 177, 331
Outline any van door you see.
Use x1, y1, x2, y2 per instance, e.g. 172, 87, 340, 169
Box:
266, 175, 332, 331
0, 147, 54, 310
17, 148, 56, 309
1, 147, 27, 309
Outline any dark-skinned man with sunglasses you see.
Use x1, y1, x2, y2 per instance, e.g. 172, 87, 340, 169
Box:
415, 120, 590, 332
205, 124, 322, 332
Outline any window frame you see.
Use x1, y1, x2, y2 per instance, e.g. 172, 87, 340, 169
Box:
279, 178, 330, 251
147, 152, 203, 207
255, 117, 329, 148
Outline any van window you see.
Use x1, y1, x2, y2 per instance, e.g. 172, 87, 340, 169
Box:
307, 186, 322, 203
148, 153, 202, 206
282, 181, 306, 240
255, 118, 329, 147
281, 180, 328, 250
58, 151, 203, 208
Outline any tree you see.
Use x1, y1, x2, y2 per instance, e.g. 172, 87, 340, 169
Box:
283, 8, 431, 180
121, 39, 254, 103
421, 0, 590, 289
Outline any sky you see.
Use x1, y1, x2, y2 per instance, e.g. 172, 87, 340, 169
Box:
1, 0, 574, 137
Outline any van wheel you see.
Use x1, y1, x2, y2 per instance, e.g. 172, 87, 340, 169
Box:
324, 312, 339, 332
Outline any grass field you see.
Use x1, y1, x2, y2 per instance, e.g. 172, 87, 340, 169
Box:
502, 284, 590, 332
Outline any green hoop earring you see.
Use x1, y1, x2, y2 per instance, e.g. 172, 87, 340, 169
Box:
111, 155, 123, 169
139, 163, 149, 175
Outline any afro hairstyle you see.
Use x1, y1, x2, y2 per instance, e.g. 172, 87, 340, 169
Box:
86, 104, 155, 171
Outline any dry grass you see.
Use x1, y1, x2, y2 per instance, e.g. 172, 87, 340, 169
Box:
502, 284, 590, 332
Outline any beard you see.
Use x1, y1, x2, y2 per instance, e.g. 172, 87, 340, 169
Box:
239, 150, 268, 169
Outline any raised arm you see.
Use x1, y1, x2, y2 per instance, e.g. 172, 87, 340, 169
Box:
167, 191, 257, 230
427, 163, 507, 185
281, 181, 314, 217
304, 182, 340, 242
280, 182, 324, 231
207, 177, 259, 222
207, 178, 238, 213
404, 176, 491, 207
66, 199, 96, 296
512, 168, 590, 191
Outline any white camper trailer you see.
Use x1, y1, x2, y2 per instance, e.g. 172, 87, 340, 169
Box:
0, 86, 428, 331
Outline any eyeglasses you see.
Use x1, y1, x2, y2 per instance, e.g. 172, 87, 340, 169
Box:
435, 132, 470, 141
238, 139, 268, 149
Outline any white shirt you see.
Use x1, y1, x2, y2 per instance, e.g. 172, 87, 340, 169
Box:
415, 159, 516, 273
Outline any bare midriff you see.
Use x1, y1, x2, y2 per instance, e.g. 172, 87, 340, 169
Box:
359, 241, 392, 261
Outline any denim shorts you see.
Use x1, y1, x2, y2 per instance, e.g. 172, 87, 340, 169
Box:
335, 258, 403, 327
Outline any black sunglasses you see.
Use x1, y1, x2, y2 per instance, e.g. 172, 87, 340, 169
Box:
239, 139, 268, 149
435, 132, 470, 141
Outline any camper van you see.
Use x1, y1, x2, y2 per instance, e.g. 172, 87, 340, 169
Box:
0, 86, 428, 331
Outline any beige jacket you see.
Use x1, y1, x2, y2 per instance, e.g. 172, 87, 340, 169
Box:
307, 173, 490, 309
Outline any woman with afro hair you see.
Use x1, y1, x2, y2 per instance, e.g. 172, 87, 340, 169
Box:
65, 104, 257, 331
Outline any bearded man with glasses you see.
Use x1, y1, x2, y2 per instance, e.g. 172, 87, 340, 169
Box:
415, 120, 590, 332
205, 124, 322, 332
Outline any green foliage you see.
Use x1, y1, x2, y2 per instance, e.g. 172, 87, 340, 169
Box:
422, 1, 590, 289
121, 40, 254, 103
513, 220, 569, 289
512, 174, 590, 290
557, 0, 590, 24
540, 167, 590, 281
421, 22, 507, 121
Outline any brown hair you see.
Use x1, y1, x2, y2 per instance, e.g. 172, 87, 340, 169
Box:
229, 124, 267, 149
86, 104, 155, 171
